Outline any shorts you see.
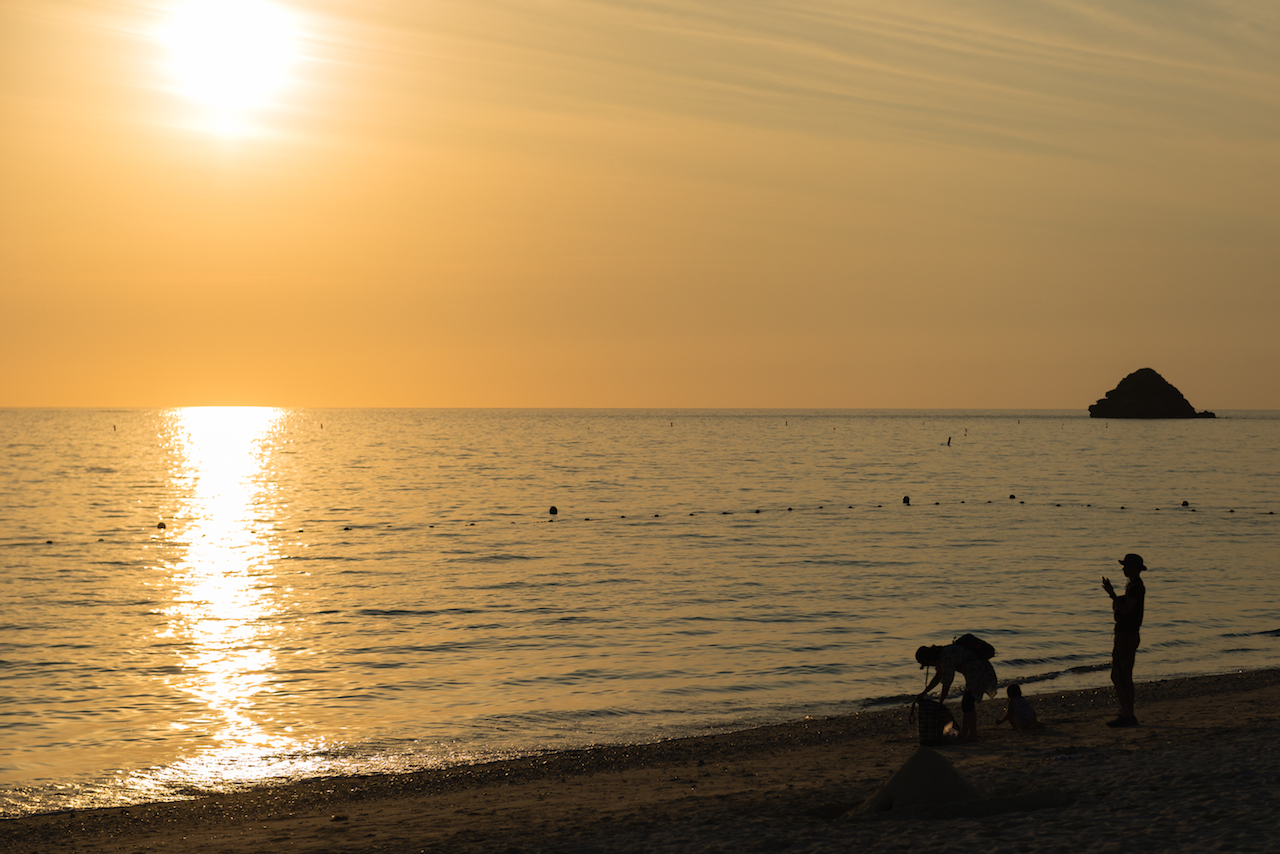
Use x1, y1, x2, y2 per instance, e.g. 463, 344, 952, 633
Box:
1112, 630, 1140, 672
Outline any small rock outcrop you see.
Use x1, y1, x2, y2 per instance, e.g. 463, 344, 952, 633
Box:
1088, 368, 1215, 419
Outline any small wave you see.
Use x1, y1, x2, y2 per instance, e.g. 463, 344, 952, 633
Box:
993, 662, 1111, 688
1067, 663, 1112, 674
357, 607, 485, 617
796, 558, 900, 568
1146, 637, 1195, 650
441, 553, 537, 566
999, 653, 1100, 668
861, 691, 920, 708
473, 579, 559, 591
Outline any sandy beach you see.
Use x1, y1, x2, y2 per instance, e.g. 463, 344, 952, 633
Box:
4, 669, 1279, 854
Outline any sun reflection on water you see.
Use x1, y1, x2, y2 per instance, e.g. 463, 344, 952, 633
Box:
148, 406, 309, 789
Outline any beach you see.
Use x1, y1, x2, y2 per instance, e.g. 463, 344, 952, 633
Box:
4, 669, 1278, 853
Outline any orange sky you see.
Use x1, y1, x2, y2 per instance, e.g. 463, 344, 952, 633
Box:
2, 1, 1277, 408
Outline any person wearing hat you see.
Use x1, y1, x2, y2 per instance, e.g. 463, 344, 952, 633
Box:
1102, 553, 1147, 727
915, 641, 998, 741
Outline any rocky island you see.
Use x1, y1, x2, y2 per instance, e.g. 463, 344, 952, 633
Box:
1088, 367, 1216, 418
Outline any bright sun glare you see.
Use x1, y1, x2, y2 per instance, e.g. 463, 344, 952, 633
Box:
161, 0, 299, 135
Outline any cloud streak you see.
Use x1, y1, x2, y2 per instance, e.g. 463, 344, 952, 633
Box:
315, 0, 1280, 156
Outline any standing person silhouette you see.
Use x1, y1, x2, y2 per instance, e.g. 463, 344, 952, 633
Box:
1102, 553, 1146, 727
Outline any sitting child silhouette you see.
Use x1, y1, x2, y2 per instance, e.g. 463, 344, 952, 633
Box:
996, 683, 1040, 730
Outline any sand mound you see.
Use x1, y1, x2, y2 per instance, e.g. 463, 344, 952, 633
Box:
859, 745, 982, 814
855, 745, 1071, 821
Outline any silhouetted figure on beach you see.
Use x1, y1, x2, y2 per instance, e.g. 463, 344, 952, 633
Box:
916, 640, 998, 741
997, 683, 1040, 730
1102, 553, 1146, 727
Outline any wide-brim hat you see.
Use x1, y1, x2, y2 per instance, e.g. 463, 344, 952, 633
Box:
1119, 553, 1146, 570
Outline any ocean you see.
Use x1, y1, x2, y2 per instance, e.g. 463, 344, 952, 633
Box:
1, 408, 1277, 817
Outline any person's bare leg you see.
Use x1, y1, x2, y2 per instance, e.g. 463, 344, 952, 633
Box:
1109, 632, 1139, 724
1113, 663, 1134, 717
960, 692, 978, 741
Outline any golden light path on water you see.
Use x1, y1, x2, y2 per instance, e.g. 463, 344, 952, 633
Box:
128, 407, 325, 796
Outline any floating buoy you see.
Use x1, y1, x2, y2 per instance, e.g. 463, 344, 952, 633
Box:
156, 522, 166, 530
549, 506, 558, 516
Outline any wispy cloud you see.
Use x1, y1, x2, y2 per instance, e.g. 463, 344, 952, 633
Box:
323, 0, 1280, 155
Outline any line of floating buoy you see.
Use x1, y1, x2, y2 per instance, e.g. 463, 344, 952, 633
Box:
526, 498, 1274, 525
19, 501, 1276, 546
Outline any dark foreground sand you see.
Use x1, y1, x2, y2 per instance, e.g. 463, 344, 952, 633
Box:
4, 670, 1280, 854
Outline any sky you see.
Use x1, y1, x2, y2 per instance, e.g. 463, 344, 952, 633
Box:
2, 0, 1278, 409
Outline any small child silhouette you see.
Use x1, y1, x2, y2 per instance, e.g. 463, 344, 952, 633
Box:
997, 684, 1040, 730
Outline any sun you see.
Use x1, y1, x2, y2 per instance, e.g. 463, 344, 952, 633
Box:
160, 0, 299, 135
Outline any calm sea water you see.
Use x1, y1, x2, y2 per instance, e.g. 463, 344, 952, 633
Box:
2, 408, 1277, 816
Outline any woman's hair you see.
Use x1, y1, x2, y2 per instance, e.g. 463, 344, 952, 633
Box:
1007, 683, 1022, 697
915, 645, 942, 668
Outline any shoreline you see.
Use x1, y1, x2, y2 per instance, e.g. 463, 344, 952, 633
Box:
4, 669, 1280, 853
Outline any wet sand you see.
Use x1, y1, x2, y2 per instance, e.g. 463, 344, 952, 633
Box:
4, 669, 1279, 853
